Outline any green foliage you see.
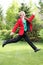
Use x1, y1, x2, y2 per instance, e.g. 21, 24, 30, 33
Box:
0, 21, 6, 30
0, 5, 4, 30
39, 0, 43, 13
0, 30, 10, 40
39, 29, 43, 39
38, 0, 43, 20
0, 30, 17, 40
1, 2, 42, 41
6, 1, 19, 29
0, 5, 3, 21
19, 3, 31, 17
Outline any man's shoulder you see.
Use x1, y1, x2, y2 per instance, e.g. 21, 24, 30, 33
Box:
17, 18, 21, 22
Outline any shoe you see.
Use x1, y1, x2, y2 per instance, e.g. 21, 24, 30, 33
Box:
34, 48, 40, 52
2, 40, 6, 47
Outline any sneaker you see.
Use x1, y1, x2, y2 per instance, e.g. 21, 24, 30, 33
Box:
2, 40, 6, 47
34, 49, 40, 52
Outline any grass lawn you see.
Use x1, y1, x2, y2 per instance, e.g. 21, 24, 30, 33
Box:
0, 40, 43, 65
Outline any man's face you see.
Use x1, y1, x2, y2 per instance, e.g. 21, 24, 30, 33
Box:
20, 13, 25, 19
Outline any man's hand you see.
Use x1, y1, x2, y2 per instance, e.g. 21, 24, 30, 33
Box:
33, 12, 36, 15
10, 32, 14, 36
10, 32, 14, 38
24, 17, 28, 20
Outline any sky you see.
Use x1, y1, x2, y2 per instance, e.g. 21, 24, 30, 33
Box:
0, 0, 40, 16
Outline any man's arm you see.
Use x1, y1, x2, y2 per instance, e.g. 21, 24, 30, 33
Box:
10, 19, 19, 36
25, 13, 35, 23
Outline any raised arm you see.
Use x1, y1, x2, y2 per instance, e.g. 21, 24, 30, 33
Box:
25, 13, 35, 23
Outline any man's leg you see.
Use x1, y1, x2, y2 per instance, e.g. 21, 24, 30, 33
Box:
2, 35, 22, 47
23, 32, 40, 52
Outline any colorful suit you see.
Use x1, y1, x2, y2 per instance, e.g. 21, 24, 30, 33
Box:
12, 14, 35, 35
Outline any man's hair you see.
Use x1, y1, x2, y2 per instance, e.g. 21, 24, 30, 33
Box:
19, 11, 26, 16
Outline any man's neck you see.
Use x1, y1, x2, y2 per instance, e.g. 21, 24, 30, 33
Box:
22, 17, 25, 21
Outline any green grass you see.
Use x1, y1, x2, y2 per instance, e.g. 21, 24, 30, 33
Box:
0, 40, 43, 65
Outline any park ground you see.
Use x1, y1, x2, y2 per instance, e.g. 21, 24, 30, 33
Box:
0, 40, 43, 65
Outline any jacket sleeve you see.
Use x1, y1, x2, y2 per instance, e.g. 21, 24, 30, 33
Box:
26, 14, 35, 23
11, 19, 19, 33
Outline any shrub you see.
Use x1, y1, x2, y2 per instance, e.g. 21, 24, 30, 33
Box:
0, 30, 17, 40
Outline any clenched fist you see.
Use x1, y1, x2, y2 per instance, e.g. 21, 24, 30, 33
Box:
10, 32, 14, 36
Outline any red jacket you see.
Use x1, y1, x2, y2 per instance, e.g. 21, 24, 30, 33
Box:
12, 14, 35, 35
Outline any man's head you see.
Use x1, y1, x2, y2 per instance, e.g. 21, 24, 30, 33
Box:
19, 11, 26, 18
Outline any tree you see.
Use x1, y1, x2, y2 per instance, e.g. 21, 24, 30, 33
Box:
38, 0, 43, 20
6, 1, 19, 29
0, 4, 4, 30
0, 5, 3, 21
19, 3, 31, 17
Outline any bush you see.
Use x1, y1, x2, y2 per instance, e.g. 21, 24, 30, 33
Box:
0, 30, 17, 40
39, 29, 43, 39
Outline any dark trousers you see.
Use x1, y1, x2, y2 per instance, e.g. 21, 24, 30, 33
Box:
5, 32, 37, 51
